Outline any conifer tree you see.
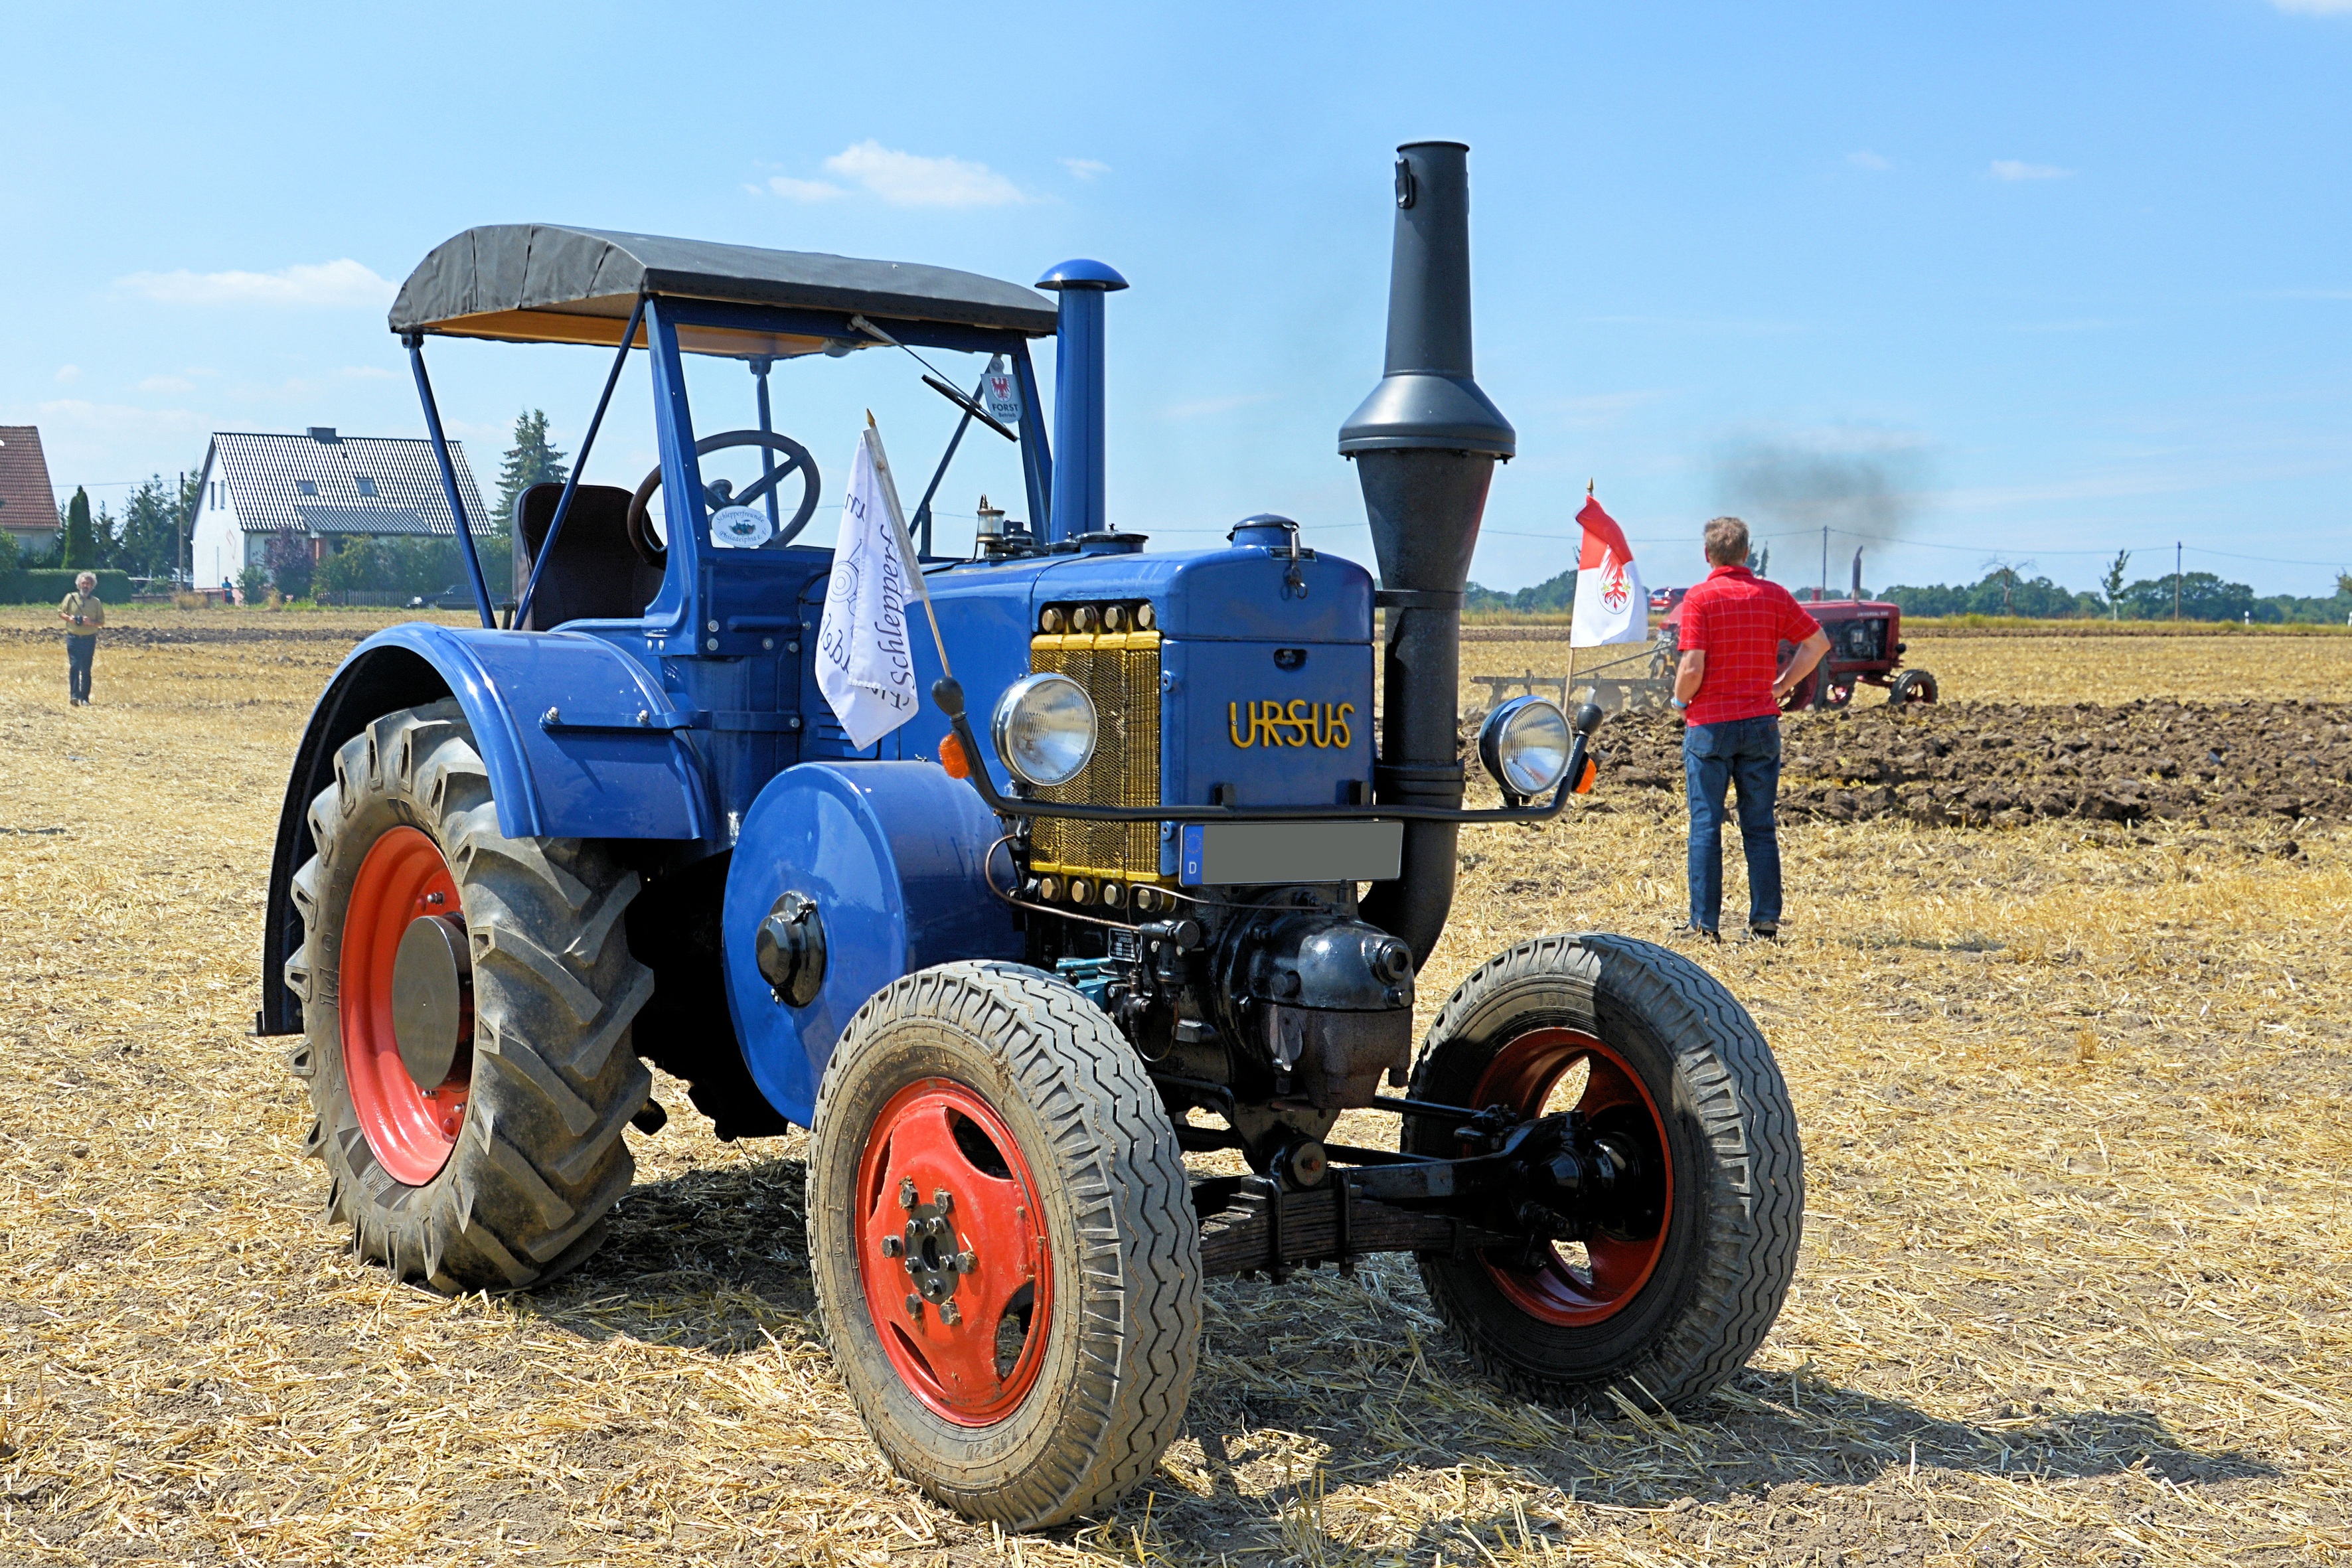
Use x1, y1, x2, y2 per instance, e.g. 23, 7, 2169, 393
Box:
61, 487, 96, 570
493, 410, 570, 527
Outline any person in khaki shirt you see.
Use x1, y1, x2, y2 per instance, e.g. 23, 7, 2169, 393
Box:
58, 572, 105, 706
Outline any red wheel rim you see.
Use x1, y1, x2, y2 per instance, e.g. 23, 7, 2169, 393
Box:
1471, 1028, 1672, 1327
339, 826, 471, 1187
854, 1078, 1053, 1425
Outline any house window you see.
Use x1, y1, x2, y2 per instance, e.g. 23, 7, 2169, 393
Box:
295, 479, 318, 496
356, 477, 378, 497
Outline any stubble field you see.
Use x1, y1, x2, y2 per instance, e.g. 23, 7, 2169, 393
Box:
3, 608, 2349, 1566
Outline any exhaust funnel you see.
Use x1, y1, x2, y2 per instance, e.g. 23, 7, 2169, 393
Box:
1340, 141, 1514, 967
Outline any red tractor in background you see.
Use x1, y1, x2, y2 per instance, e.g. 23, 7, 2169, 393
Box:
1650, 552, 1938, 710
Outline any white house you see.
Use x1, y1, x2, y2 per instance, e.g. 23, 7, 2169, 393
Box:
189, 426, 491, 589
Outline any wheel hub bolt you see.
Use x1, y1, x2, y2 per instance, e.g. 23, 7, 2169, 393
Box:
880, 1235, 905, 1258
903, 1294, 923, 1320
933, 1188, 953, 1214
898, 1178, 917, 1210
953, 1250, 978, 1274
938, 1300, 962, 1327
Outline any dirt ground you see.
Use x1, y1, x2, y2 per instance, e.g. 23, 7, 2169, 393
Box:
4, 606, 2350, 1566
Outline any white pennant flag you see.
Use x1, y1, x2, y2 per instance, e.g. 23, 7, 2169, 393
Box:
816, 424, 933, 750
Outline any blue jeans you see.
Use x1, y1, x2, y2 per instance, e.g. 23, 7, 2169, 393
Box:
1683, 715, 1782, 932
66, 635, 95, 702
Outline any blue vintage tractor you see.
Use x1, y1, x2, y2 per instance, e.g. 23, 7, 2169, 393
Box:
261, 143, 1802, 1528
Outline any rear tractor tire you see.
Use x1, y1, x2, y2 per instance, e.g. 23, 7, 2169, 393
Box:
1405, 933, 1803, 1412
283, 699, 655, 1291
809, 961, 1202, 1528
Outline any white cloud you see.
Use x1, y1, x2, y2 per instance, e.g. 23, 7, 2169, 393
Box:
1846, 150, 1892, 171
2272, 0, 2352, 13
1061, 157, 1112, 181
54, 364, 81, 384
1162, 392, 1272, 419
767, 175, 846, 202
115, 258, 398, 308
37, 398, 210, 438
823, 141, 1026, 207
1990, 159, 2071, 181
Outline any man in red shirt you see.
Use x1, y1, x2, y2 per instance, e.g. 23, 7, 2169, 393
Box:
1670, 516, 1830, 939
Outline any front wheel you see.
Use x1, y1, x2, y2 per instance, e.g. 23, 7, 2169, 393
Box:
1890, 668, 1938, 705
808, 962, 1202, 1528
1405, 933, 1802, 1410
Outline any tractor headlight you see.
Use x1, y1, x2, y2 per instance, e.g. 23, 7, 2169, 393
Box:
991, 673, 1097, 788
1478, 696, 1572, 797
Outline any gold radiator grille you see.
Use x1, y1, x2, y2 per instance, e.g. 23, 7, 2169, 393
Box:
1028, 630, 1164, 883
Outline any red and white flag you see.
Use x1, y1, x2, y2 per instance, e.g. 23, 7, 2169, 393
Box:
1569, 492, 1646, 648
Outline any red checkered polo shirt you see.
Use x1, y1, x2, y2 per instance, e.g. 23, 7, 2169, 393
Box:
1676, 565, 1822, 726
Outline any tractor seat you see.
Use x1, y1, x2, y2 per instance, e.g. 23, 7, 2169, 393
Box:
514, 481, 665, 630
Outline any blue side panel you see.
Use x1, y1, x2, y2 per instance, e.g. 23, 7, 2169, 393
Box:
720, 761, 1023, 1127
1162, 637, 1373, 809
335, 625, 708, 841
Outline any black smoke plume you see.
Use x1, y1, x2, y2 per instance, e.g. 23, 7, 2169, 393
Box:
1711, 437, 1928, 546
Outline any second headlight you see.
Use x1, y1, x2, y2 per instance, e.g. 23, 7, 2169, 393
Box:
1478, 695, 1572, 797
991, 673, 1097, 787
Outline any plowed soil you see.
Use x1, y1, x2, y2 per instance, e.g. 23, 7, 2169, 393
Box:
1593, 700, 2352, 829
5, 606, 2350, 1567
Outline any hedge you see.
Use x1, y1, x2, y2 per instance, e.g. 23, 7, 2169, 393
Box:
1, 568, 135, 605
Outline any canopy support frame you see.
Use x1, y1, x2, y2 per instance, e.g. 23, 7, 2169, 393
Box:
404, 334, 496, 630
511, 294, 648, 631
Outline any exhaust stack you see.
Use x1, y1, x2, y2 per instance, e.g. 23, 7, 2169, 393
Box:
1339, 141, 1514, 967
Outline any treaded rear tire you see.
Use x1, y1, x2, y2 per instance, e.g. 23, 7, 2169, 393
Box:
283, 699, 654, 1291
1405, 932, 1802, 1410
808, 961, 1201, 1528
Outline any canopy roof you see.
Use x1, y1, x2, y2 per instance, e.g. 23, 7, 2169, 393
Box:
389, 224, 1059, 356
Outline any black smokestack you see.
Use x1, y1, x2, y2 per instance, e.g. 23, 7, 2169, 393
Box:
1339, 141, 1514, 967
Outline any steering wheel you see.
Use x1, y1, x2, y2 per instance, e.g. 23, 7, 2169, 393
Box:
627, 429, 822, 567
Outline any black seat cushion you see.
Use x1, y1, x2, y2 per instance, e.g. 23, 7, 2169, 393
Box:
514, 481, 665, 630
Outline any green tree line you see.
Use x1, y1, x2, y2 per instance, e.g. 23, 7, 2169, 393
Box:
26, 476, 200, 578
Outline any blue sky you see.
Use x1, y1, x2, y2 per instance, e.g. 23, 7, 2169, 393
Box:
4, 1, 2349, 596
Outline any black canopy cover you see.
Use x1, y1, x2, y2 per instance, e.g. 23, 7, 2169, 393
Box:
389, 224, 1058, 356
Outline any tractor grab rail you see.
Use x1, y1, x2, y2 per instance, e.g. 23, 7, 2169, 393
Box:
932, 678, 1603, 827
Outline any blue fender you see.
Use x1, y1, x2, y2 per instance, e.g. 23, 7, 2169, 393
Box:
328, 624, 710, 842
721, 761, 1024, 1127
258, 623, 711, 1038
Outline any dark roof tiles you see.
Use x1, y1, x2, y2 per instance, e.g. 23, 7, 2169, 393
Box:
0, 426, 57, 543
210, 431, 488, 537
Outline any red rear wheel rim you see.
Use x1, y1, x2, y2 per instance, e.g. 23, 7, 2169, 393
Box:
1471, 1028, 1673, 1327
854, 1078, 1053, 1425
339, 826, 469, 1186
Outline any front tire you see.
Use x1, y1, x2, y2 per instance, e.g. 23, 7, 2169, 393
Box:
1405, 933, 1802, 1411
809, 962, 1201, 1528
283, 700, 655, 1291
1891, 668, 1938, 705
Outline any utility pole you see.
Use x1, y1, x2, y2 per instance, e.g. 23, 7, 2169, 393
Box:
2174, 540, 2182, 621
1820, 524, 1829, 603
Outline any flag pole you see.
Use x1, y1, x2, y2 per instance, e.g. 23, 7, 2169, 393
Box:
864, 412, 953, 679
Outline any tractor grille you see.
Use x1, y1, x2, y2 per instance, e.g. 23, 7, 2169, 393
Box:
1028, 630, 1164, 884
